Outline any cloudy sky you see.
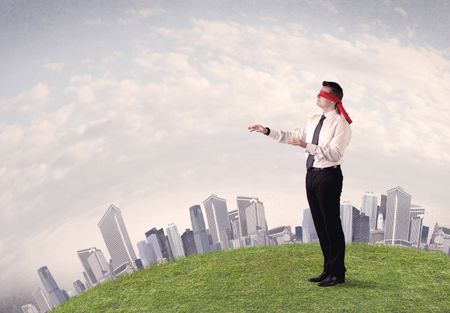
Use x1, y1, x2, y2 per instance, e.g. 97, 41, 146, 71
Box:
1, 0, 449, 298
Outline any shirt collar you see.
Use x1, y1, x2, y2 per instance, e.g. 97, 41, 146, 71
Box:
323, 109, 338, 119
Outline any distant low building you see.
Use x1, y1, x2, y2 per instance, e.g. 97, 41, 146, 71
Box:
268, 226, 292, 245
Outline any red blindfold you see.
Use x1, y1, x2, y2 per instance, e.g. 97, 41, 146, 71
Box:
318, 90, 352, 124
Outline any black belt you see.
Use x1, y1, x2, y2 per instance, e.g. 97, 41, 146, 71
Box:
308, 165, 340, 172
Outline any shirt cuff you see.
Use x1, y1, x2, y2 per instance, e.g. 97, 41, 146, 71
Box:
305, 143, 317, 155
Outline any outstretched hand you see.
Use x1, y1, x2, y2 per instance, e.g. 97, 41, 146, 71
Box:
248, 124, 265, 133
287, 138, 307, 148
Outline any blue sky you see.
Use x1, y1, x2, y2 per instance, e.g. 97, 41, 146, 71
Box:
1, 0, 449, 297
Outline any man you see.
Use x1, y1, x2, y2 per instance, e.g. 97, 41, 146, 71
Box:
248, 81, 352, 287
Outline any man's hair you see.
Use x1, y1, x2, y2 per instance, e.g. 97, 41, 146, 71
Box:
322, 81, 343, 100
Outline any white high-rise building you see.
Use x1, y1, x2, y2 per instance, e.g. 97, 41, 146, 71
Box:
32, 287, 52, 313
204, 194, 232, 250
137, 240, 158, 266
86, 249, 113, 283
166, 223, 186, 259
409, 205, 425, 248
21, 304, 39, 313
147, 233, 164, 261
189, 205, 210, 254
302, 208, 318, 243
340, 201, 354, 243
384, 186, 412, 246
98, 204, 137, 275
361, 192, 378, 230
77, 248, 99, 286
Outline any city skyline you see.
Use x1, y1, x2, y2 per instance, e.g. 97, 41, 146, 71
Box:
2, 0, 450, 305
25, 186, 450, 308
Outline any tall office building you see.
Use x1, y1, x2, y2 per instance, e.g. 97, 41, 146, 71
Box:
236, 196, 268, 246
236, 196, 254, 238
376, 194, 387, 230
86, 248, 113, 283
37, 266, 68, 307
409, 205, 425, 248
166, 223, 186, 259
145, 228, 174, 261
302, 208, 318, 243
32, 287, 52, 313
361, 191, 378, 230
82, 271, 93, 289
98, 204, 137, 275
295, 226, 303, 243
181, 228, 197, 256
355, 213, 370, 243
204, 194, 232, 250
73, 280, 86, 294
77, 248, 99, 286
189, 205, 210, 254
229, 210, 241, 248
384, 186, 412, 246
420, 225, 430, 248
21, 304, 39, 313
136, 240, 157, 266
340, 202, 355, 243
146, 233, 164, 261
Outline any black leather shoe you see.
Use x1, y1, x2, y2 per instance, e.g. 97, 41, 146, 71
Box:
317, 274, 345, 287
307, 271, 329, 283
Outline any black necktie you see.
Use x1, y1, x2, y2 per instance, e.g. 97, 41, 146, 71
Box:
306, 114, 326, 169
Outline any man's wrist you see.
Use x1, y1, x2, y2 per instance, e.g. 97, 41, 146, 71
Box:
263, 127, 270, 135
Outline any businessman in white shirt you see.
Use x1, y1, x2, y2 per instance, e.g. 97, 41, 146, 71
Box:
248, 81, 352, 287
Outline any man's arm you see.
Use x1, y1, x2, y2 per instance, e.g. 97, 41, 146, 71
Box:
266, 123, 308, 144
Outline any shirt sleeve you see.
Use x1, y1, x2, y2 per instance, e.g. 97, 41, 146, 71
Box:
305, 120, 352, 162
267, 121, 308, 144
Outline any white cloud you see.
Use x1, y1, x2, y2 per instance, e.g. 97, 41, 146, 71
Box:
118, 7, 167, 25
394, 6, 408, 17
44, 62, 65, 72
0, 83, 50, 113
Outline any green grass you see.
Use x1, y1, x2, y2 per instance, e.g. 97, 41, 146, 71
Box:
52, 244, 450, 313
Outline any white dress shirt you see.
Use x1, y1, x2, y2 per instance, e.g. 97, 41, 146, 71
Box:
267, 109, 352, 168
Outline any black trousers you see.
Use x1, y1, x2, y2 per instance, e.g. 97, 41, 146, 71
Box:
305, 166, 346, 277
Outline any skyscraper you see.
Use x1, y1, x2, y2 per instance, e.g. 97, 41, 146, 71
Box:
340, 202, 354, 243
145, 228, 173, 261
98, 204, 137, 275
136, 240, 157, 266
77, 248, 99, 286
295, 226, 303, 243
409, 204, 425, 248
361, 191, 378, 230
86, 248, 114, 283
236, 196, 253, 238
181, 228, 197, 256
146, 233, 164, 261
236, 196, 268, 246
384, 186, 412, 246
189, 204, 210, 254
32, 287, 52, 313
204, 194, 232, 249
376, 194, 387, 230
166, 223, 186, 259
302, 208, 318, 243
37, 266, 68, 307
229, 209, 242, 248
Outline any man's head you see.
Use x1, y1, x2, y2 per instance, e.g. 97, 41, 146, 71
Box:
317, 81, 344, 111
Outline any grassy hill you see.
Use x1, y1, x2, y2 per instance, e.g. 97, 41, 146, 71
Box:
51, 244, 450, 313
